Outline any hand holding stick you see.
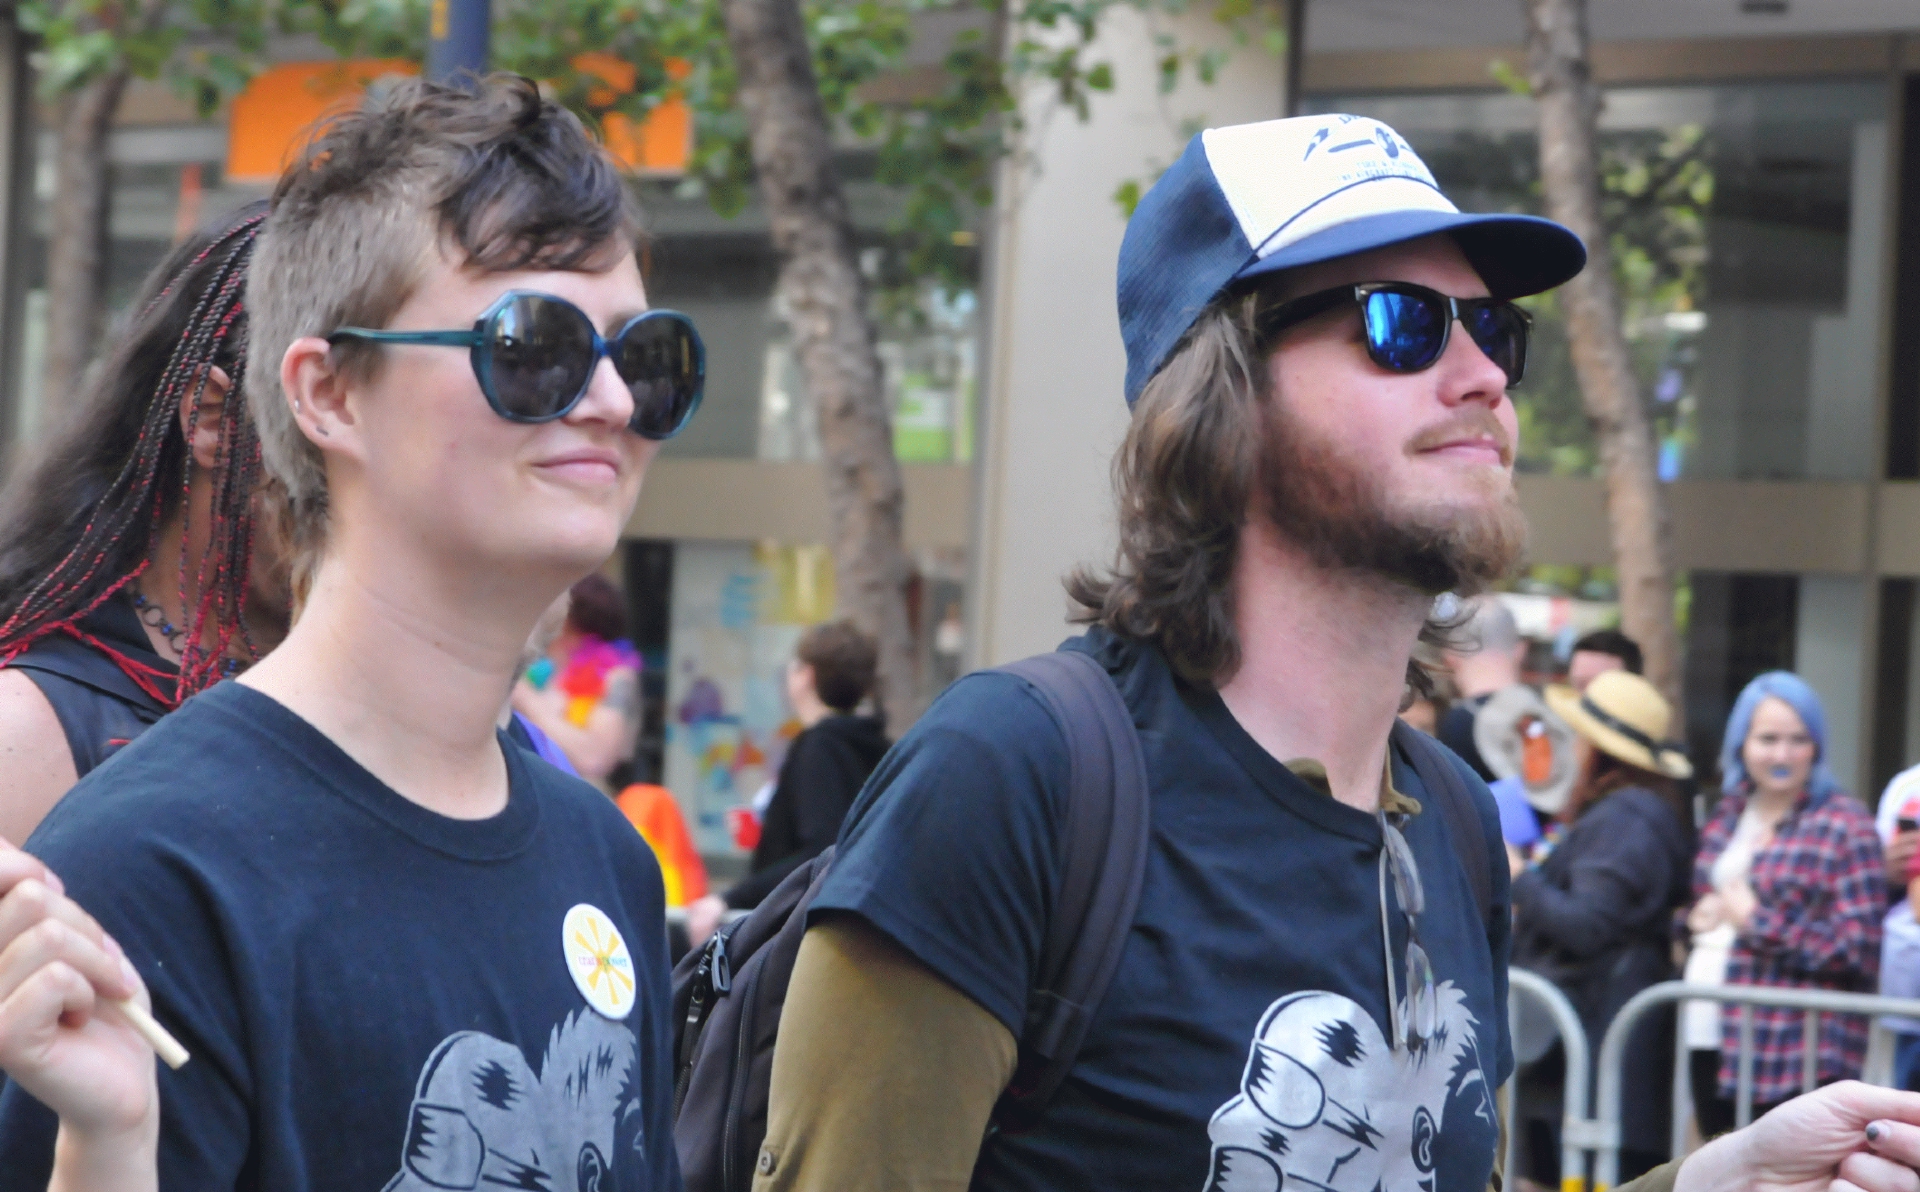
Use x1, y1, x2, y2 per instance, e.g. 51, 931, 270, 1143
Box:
113, 997, 189, 1070
0, 837, 169, 1155
0, 837, 183, 1069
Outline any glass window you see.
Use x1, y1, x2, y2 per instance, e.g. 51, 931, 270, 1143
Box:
1307, 80, 1890, 481
643, 179, 979, 465
659, 539, 836, 855
1682, 571, 1800, 781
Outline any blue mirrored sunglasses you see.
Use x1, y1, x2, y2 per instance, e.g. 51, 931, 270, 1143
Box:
327, 289, 705, 440
1256, 280, 1531, 388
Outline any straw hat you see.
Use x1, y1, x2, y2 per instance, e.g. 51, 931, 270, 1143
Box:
1544, 670, 1693, 780
1472, 684, 1579, 815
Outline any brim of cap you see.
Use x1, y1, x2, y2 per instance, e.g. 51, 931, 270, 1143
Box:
1231, 209, 1587, 299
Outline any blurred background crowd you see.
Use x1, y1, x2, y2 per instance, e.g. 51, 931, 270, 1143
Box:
2, 0, 1920, 1178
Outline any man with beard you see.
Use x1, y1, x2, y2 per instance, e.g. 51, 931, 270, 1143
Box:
742, 109, 1920, 1190
748, 113, 1556, 1192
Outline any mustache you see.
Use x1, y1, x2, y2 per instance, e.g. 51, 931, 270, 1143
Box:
1406, 413, 1513, 466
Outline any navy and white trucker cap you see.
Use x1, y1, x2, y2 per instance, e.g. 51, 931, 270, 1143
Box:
1117, 113, 1587, 405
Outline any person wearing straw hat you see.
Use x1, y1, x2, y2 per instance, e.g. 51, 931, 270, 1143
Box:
1509, 671, 1695, 1185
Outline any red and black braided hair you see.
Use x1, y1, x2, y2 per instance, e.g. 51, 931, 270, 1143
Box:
0, 200, 270, 704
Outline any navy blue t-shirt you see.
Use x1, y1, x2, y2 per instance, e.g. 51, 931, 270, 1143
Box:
812, 629, 1512, 1192
0, 681, 681, 1192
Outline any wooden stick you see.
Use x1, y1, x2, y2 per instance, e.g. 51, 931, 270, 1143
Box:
111, 998, 189, 1070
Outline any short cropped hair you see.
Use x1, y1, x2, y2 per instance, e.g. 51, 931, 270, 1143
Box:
1572, 628, 1643, 675
797, 621, 878, 713
248, 73, 639, 535
1460, 595, 1520, 654
567, 573, 628, 642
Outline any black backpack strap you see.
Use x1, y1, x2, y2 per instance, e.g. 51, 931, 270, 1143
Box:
992, 650, 1150, 1120
1391, 719, 1493, 928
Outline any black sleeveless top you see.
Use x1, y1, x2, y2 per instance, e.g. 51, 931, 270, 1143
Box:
7, 597, 175, 778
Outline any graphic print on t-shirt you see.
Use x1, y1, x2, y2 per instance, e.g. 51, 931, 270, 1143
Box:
384, 1008, 639, 1192
1203, 982, 1492, 1192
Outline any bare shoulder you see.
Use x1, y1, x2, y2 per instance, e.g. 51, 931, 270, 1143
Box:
0, 668, 78, 843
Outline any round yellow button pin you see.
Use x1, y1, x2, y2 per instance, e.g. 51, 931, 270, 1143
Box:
562, 903, 636, 1020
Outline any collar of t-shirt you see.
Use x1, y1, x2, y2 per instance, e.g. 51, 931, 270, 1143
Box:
1283, 757, 1422, 817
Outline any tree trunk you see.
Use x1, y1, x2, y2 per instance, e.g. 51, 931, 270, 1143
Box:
1521, 0, 1684, 724
721, 0, 920, 725
43, 69, 129, 411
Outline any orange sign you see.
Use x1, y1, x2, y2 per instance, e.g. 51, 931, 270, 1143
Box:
226, 60, 419, 183
226, 57, 692, 184
573, 53, 693, 177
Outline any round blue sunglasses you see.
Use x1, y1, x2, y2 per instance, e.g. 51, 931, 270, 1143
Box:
328, 289, 705, 440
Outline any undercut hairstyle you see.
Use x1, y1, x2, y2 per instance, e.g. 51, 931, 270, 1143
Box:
797, 620, 879, 713
1573, 628, 1643, 675
1066, 292, 1453, 696
248, 72, 640, 544
0, 201, 271, 701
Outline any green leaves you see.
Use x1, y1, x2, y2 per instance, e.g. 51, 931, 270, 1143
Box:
23, 0, 291, 111
25, 0, 1275, 299
20, 0, 139, 97
1487, 59, 1532, 97
35, 26, 120, 94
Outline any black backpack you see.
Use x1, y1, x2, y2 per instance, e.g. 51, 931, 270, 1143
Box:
666, 651, 1493, 1192
668, 650, 1150, 1191
1390, 717, 1495, 929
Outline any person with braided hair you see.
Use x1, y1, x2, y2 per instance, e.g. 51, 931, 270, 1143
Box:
0, 201, 291, 844
0, 75, 696, 1192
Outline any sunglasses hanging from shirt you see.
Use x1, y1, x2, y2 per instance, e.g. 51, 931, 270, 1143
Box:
1380, 812, 1438, 1053
328, 290, 705, 440
1256, 280, 1532, 389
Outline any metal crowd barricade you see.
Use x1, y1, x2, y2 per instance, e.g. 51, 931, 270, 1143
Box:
1504, 969, 1593, 1187
1584, 981, 1920, 1191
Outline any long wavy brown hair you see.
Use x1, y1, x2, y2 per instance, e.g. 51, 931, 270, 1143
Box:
1568, 745, 1687, 826
1066, 293, 1454, 695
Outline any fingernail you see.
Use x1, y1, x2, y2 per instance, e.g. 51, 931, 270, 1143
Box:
1868, 1122, 1884, 1142
120, 956, 139, 990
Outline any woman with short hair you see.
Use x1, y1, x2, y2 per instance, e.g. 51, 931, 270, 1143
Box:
685, 620, 888, 943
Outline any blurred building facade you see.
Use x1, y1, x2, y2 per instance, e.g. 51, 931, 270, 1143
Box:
978, 0, 1920, 805
1314, 1, 1920, 798
0, 29, 978, 860
0, 1, 1917, 847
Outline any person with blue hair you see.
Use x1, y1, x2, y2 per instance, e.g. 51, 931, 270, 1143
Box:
1683, 671, 1885, 1137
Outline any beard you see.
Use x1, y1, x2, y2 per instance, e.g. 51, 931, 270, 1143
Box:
1259, 403, 1528, 596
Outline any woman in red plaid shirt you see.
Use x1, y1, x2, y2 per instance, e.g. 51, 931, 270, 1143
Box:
1684, 671, 1886, 1134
